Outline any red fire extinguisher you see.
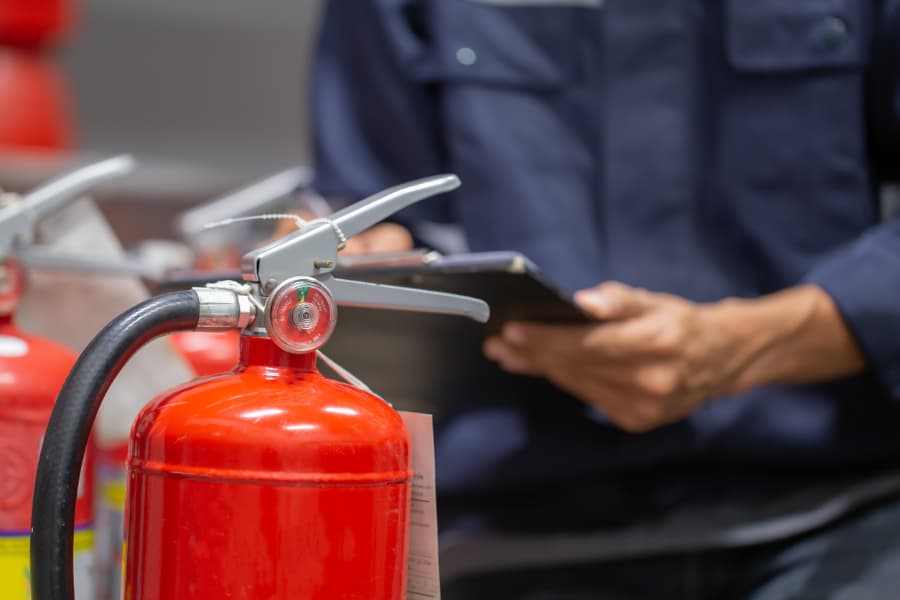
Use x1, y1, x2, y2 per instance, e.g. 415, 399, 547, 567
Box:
0, 0, 73, 47
0, 260, 86, 599
0, 0, 76, 153
31, 174, 488, 599
0, 48, 73, 152
0, 155, 134, 598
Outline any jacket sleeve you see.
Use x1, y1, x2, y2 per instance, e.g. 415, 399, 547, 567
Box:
803, 2, 900, 399
310, 0, 455, 228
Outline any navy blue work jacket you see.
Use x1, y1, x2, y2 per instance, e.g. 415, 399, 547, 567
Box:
312, 1, 900, 533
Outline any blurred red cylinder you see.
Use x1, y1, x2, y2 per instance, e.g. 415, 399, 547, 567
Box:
0, 0, 73, 47
0, 48, 73, 151
0, 261, 92, 597
170, 330, 241, 377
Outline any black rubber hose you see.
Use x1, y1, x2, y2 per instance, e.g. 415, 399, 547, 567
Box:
31, 290, 200, 600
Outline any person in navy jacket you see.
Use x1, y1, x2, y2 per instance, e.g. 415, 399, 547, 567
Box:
309, 1, 900, 597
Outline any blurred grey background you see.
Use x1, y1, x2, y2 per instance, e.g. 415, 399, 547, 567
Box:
55, 0, 323, 241
63, 0, 321, 175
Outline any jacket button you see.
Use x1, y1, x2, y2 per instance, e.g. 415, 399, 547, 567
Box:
456, 47, 477, 66
818, 16, 849, 51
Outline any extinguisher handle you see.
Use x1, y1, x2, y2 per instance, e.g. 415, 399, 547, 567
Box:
322, 273, 490, 323
328, 174, 459, 241
0, 154, 135, 257
243, 174, 460, 285
240, 173, 489, 327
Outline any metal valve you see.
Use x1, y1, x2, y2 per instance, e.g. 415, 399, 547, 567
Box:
243, 174, 490, 333
194, 173, 489, 360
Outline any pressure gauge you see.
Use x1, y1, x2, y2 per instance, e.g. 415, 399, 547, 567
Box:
264, 277, 338, 353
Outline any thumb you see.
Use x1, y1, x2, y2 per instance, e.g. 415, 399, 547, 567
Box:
574, 282, 655, 320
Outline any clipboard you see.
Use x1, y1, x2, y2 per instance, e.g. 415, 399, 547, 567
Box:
334, 251, 592, 335
324, 251, 590, 412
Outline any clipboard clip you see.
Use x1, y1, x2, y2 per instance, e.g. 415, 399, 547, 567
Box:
241, 175, 490, 325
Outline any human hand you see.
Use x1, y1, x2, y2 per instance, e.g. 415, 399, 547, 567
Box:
483, 282, 737, 432
482, 282, 865, 433
272, 211, 413, 255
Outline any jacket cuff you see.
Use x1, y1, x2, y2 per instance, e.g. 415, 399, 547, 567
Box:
804, 227, 900, 398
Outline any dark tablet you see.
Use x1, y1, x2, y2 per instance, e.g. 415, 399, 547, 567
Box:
335, 251, 592, 334
320, 251, 591, 412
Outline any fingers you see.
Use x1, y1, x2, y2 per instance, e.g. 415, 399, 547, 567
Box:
526, 361, 683, 433
501, 323, 589, 361
341, 236, 370, 255
575, 281, 657, 320
262, 211, 313, 247
482, 282, 715, 434
487, 329, 683, 398
272, 211, 316, 239
358, 223, 414, 254
271, 213, 413, 256
484, 332, 691, 433
341, 224, 414, 255
272, 219, 298, 239
500, 315, 672, 363
483, 337, 541, 375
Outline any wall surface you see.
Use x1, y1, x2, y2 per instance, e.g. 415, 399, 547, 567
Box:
56, 0, 323, 239
62, 0, 321, 174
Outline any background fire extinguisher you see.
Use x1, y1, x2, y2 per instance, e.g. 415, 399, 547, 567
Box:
0, 0, 75, 153
31, 174, 488, 599
0, 0, 72, 47
0, 260, 85, 599
0, 156, 134, 599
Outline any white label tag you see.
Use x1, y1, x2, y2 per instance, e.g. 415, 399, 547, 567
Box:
400, 411, 441, 599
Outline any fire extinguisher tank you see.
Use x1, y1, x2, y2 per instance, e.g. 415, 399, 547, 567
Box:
124, 334, 411, 599
0, 310, 94, 599
0, 321, 73, 529
0, 314, 79, 530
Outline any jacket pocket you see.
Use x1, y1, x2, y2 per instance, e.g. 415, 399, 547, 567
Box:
420, 0, 585, 89
725, 0, 867, 73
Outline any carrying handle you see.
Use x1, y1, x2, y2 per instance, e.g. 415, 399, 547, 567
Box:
242, 174, 487, 322
328, 174, 459, 240
241, 174, 490, 321
324, 275, 489, 323
243, 174, 459, 285
0, 155, 135, 256
21, 155, 135, 220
